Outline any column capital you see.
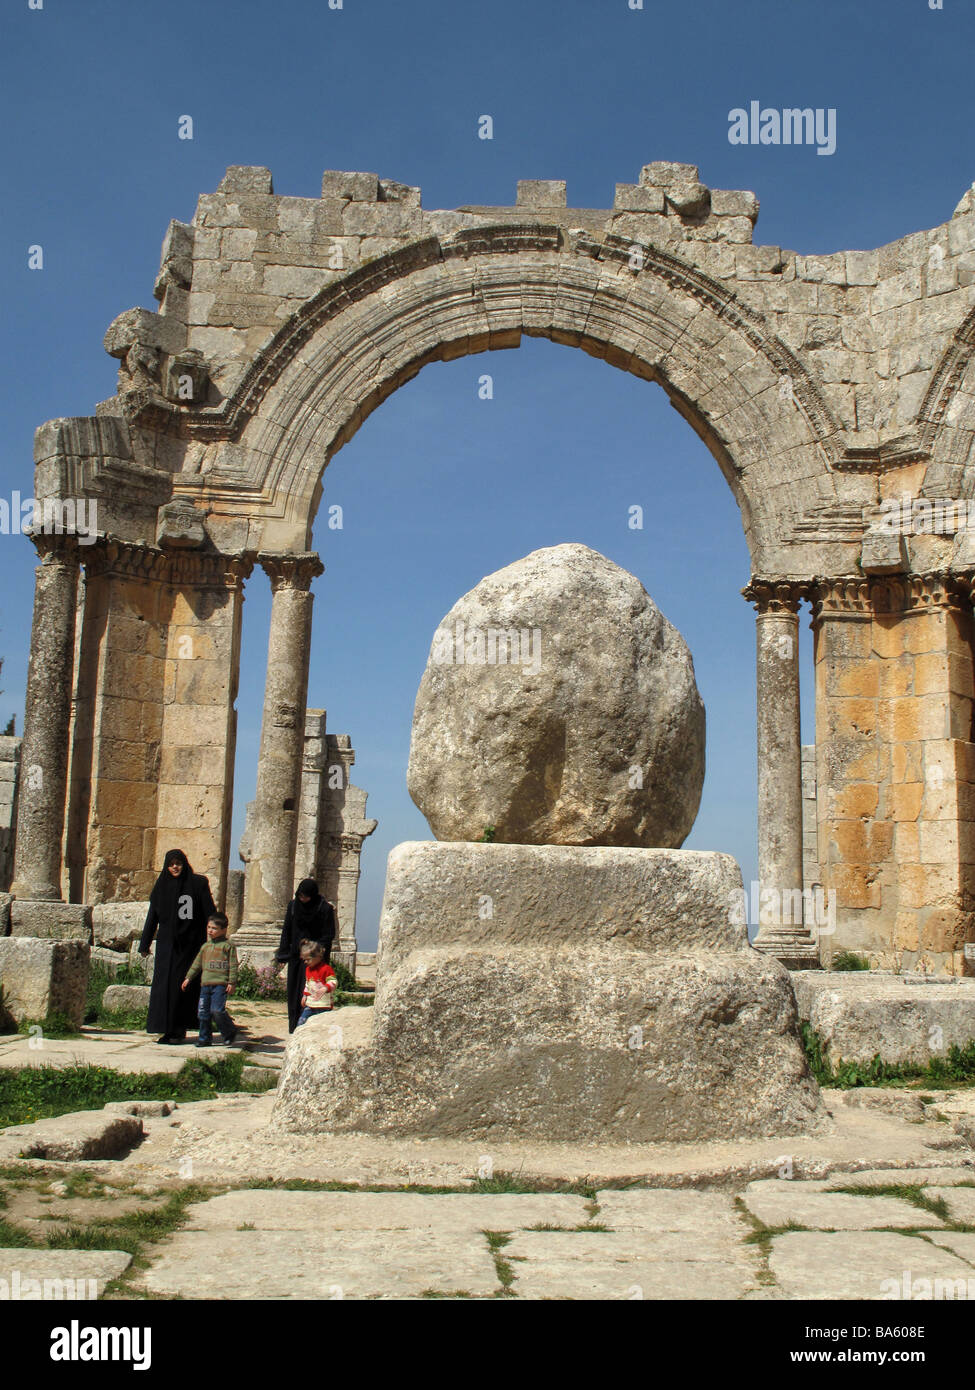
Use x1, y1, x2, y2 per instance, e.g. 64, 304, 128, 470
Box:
79, 534, 253, 590
27, 530, 82, 567
810, 570, 969, 626
258, 552, 324, 592
741, 577, 811, 616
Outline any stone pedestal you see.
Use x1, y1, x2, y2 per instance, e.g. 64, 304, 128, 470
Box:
273, 843, 826, 1142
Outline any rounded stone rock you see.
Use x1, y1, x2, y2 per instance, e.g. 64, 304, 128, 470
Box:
407, 543, 705, 847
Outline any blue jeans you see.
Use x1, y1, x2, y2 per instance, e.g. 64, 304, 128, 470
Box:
295, 1006, 331, 1028
198, 984, 233, 1041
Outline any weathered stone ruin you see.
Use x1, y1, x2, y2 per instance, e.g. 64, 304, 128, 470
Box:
274, 547, 825, 1141
7, 157, 975, 1033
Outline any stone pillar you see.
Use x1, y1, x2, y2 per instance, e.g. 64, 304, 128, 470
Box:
317, 732, 377, 971
67, 536, 251, 905
240, 553, 323, 944
813, 573, 975, 975
0, 734, 22, 892
225, 869, 245, 933
742, 579, 820, 967
10, 535, 80, 901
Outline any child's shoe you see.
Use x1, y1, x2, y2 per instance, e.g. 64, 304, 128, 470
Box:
220, 1027, 238, 1045
195, 1038, 211, 1048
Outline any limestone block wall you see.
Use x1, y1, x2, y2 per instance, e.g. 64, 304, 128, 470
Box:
814, 578, 975, 974
66, 547, 247, 904
0, 736, 21, 892
155, 565, 247, 908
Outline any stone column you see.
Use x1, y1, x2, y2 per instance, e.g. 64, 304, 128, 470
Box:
239, 553, 323, 946
742, 579, 820, 967
10, 535, 80, 901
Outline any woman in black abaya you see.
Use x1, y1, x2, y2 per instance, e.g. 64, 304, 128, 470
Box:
276, 878, 336, 1032
139, 848, 216, 1043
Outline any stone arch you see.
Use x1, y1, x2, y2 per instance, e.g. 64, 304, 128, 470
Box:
187, 227, 842, 575
16, 162, 975, 980
916, 302, 975, 499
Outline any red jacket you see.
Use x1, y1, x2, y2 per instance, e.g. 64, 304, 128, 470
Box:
302, 961, 337, 1009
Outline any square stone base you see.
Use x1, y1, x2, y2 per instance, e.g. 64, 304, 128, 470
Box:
10, 900, 92, 941
0, 937, 90, 1028
274, 843, 826, 1143
794, 971, 975, 1069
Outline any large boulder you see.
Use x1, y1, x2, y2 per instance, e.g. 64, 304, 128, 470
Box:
273, 843, 825, 1143
407, 544, 705, 847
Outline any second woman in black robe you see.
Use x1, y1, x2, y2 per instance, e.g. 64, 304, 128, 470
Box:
276, 878, 336, 1032
139, 848, 216, 1042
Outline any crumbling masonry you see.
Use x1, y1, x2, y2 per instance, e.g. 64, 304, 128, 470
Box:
11, 160, 975, 972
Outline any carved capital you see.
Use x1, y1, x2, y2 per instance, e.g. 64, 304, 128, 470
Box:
741, 578, 811, 616
28, 530, 82, 567
259, 552, 324, 592
81, 533, 253, 590
811, 570, 969, 624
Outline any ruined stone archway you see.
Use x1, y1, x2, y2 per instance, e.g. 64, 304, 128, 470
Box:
13, 161, 975, 975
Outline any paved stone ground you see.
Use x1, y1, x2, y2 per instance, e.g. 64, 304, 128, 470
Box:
135, 1177, 975, 1300
4, 1014, 975, 1299
0, 1000, 290, 1074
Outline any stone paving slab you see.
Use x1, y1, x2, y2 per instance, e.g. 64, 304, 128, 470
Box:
0, 1248, 131, 1298
181, 1190, 590, 1232
504, 1231, 756, 1300
824, 1167, 975, 1189
141, 1229, 498, 1299
927, 1231, 975, 1263
925, 1186, 975, 1224
742, 1179, 941, 1230
769, 1231, 975, 1300
594, 1189, 741, 1232
0, 1033, 244, 1075
0, 1112, 143, 1163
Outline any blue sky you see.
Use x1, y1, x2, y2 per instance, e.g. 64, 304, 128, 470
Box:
1, 0, 972, 947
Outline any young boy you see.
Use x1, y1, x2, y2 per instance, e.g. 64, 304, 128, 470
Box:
295, 940, 337, 1027
181, 912, 239, 1047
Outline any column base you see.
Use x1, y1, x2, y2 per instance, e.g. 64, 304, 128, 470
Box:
232, 923, 281, 971
752, 927, 821, 971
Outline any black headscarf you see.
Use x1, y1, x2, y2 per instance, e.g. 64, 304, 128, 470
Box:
294, 878, 322, 931
149, 848, 194, 922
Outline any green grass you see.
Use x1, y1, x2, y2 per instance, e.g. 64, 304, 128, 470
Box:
0, 1053, 249, 1128
828, 1183, 953, 1222
334, 992, 374, 1007
84, 961, 149, 1030
484, 1230, 516, 1293
830, 950, 871, 971
16, 1011, 80, 1040
802, 1022, 975, 1089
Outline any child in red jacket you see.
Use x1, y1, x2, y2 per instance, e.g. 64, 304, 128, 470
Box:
295, 940, 337, 1026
